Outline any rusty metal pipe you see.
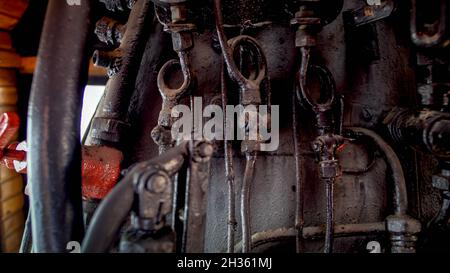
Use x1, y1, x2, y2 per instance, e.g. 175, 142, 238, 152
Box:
234, 222, 387, 252
292, 89, 304, 253
90, 0, 154, 146
241, 153, 257, 253
27, 0, 93, 252
346, 127, 408, 215
221, 62, 237, 253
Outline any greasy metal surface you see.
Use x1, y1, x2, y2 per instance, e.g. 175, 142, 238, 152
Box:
21, 0, 449, 253
27, 0, 92, 252
106, 0, 427, 253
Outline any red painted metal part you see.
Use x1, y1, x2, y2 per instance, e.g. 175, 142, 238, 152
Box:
0, 112, 20, 148
81, 145, 123, 200
0, 112, 27, 170
0, 112, 123, 199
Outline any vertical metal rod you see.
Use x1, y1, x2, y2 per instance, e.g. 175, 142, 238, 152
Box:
324, 178, 335, 253
292, 90, 304, 253
221, 63, 237, 253
241, 152, 257, 253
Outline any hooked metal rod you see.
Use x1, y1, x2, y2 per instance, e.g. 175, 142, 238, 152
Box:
241, 153, 257, 253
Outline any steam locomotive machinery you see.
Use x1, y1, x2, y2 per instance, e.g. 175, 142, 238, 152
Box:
3, 0, 449, 253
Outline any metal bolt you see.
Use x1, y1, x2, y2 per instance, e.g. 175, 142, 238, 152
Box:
148, 174, 168, 193
170, 5, 187, 23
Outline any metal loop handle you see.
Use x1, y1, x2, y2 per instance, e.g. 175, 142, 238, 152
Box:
227, 35, 268, 88
296, 48, 336, 111
157, 56, 193, 100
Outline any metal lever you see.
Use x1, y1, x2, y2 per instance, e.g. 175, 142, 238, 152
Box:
214, 0, 272, 253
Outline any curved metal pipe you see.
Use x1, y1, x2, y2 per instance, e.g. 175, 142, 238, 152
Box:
234, 222, 386, 252
241, 153, 257, 253
81, 174, 135, 253
28, 0, 93, 252
324, 179, 334, 253
292, 89, 304, 253
346, 127, 408, 215
221, 62, 237, 253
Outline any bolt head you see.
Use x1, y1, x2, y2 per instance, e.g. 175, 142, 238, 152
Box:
148, 174, 168, 193
172, 32, 193, 52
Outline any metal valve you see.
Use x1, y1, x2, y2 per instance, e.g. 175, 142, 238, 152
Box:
0, 112, 27, 173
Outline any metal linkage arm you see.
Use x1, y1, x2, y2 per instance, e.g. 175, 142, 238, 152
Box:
82, 141, 213, 253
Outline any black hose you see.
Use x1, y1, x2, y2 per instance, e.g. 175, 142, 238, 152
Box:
27, 0, 93, 252
81, 175, 135, 253
90, 0, 154, 146
241, 153, 257, 253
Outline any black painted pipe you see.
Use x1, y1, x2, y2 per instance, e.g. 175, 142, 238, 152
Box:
28, 0, 93, 252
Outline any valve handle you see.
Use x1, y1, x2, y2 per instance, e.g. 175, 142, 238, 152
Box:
0, 112, 20, 149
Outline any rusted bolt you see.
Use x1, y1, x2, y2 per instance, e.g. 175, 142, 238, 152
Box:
148, 174, 168, 193
95, 17, 125, 46
170, 5, 187, 23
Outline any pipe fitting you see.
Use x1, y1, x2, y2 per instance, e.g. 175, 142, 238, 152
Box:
386, 215, 421, 253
